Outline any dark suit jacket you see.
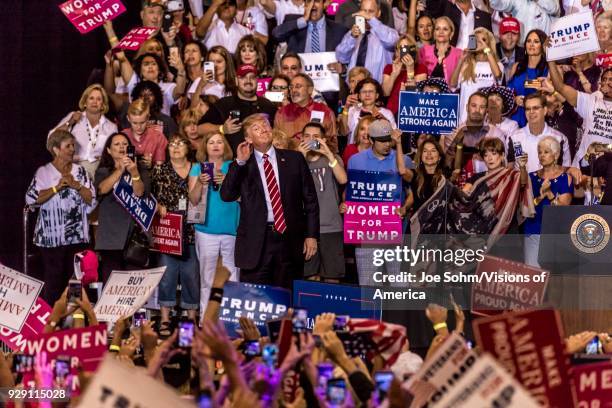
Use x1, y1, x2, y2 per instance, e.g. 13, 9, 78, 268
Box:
272, 15, 348, 54
496, 43, 525, 64
427, 0, 492, 47
220, 148, 319, 270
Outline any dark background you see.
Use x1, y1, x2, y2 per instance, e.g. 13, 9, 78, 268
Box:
0, 0, 143, 270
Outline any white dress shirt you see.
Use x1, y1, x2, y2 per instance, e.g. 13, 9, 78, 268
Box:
509, 123, 571, 173
254, 147, 281, 222
49, 113, 117, 163
455, 3, 476, 50
204, 17, 251, 53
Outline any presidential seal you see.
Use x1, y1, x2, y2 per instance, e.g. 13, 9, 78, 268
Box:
570, 214, 610, 254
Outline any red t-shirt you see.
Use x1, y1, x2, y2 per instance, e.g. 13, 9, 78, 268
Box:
384, 63, 427, 115
122, 125, 168, 164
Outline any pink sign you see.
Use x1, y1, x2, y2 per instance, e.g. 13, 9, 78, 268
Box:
326, 0, 347, 16
257, 77, 271, 96
0, 298, 51, 351
343, 201, 403, 244
596, 53, 612, 68
113, 27, 158, 51
59, 0, 126, 34
571, 361, 612, 407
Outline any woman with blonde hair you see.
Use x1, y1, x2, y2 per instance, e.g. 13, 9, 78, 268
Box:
450, 27, 503, 123
342, 115, 375, 165
418, 16, 462, 84
180, 109, 204, 153
188, 132, 240, 317
49, 84, 118, 178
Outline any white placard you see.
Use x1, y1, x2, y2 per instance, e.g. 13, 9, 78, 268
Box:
547, 12, 600, 61
299, 52, 340, 92
0, 265, 44, 332
94, 267, 166, 323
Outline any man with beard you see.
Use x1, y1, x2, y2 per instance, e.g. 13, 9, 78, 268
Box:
197, 64, 276, 154
442, 91, 505, 183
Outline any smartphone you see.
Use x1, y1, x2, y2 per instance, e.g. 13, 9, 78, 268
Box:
513, 142, 524, 158
292, 307, 308, 333
12, 355, 34, 374
197, 389, 213, 408
374, 370, 395, 401
54, 355, 71, 381
243, 340, 261, 358
68, 279, 81, 304
355, 16, 366, 34
307, 140, 320, 150
467, 35, 477, 51
317, 362, 334, 389
586, 337, 602, 354
267, 319, 284, 343
127, 145, 136, 160
333, 315, 350, 332
310, 110, 325, 123
86, 282, 102, 305
177, 321, 195, 348
264, 91, 285, 103
169, 46, 179, 61
167, 0, 184, 12
132, 308, 147, 328
262, 344, 278, 367
201, 162, 217, 190
524, 79, 541, 89
229, 110, 241, 121
204, 61, 215, 81
162, 13, 173, 32
327, 378, 346, 404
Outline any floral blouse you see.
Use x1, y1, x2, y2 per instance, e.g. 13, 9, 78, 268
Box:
152, 162, 195, 245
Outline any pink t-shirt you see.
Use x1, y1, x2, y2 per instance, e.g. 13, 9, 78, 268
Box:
122, 126, 168, 164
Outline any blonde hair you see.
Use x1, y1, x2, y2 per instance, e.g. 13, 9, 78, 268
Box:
461, 28, 499, 83
127, 98, 150, 117
434, 16, 455, 38
179, 109, 201, 137
79, 84, 109, 114
348, 66, 371, 81
195, 132, 233, 162
272, 129, 295, 150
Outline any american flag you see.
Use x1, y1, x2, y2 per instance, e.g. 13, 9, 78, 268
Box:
348, 319, 407, 367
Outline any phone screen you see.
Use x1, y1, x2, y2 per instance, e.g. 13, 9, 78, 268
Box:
262, 344, 278, 367
178, 321, 195, 348
327, 378, 346, 404
317, 363, 334, 388
467, 35, 477, 50
374, 371, 395, 400
127, 145, 136, 160
243, 340, 261, 357
197, 390, 213, 408
292, 308, 308, 333
13, 355, 34, 374
133, 309, 147, 328
333, 315, 349, 332
68, 279, 81, 303
585, 337, 602, 354
54, 356, 71, 380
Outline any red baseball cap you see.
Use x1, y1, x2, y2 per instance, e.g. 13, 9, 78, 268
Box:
236, 64, 258, 77
499, 17, 520, 36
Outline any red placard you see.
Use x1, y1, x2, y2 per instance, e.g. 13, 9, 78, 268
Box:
596, 53, 612, 68
0, 297, 51, 351
471, 255, 549, 316
326, 0, 347, 15
113, 27, 158, 51
150, 212, 184, 256
571, 361, 612, 407
473, 309, 572, 408
58, 0, 126, 34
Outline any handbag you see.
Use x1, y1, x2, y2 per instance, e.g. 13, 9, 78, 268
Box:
123, 227, 150, 267
187, 184, 208, 224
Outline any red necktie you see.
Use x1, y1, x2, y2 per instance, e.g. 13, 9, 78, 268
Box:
263, 154, 287, 233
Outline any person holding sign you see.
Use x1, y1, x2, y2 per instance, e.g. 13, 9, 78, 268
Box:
152, 134, 199, 329
221, 113, 319, 289
26, 130, 96, 304
94, 133, 150, 282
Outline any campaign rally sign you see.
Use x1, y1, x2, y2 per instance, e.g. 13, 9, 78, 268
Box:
150, 212, 183, 256
344, 170, 402, 244
0, 297, 51, 351
596, 53, 612, 68
570, 361, 612, 407
326, 0, 347, 15
431, 354, 539, 408
77, 355, 194, 408
398, 92, 459, 134
113, 173, 157, 231
257, 77, 272, 96
220, 282, 290, 337
471, 255, 549, 316
404, 332, 478, 407
473, 309, 572, 407
299, 52, 340, 92
0, 265, 44, 332
113, 27, 157, 51
94, 267, 166, 323
547, 12, 600, 61
293, 281, 382, 329
58, 0, 126, 34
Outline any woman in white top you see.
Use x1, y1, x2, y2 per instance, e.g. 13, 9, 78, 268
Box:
190, 45, 237, 103
449, 28, 503, 124
49, 84, 117, 179
339, 78, 397, 144
25, 130, 96, 304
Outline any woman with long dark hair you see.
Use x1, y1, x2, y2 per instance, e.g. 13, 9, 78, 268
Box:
406, 136, 447, 212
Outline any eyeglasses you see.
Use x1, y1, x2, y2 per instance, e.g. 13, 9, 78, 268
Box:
524, 106, 543, 112
289, 84, 308, 90
169, 141, 188, 147
270, 85, 288, 90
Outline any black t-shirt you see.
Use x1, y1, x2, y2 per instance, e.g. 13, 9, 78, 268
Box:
199, 95, 277, 154
410, 173, 435, 212
466, 171, 486, 185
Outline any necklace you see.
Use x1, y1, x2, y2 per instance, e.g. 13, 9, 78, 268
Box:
85, 119, 101, 154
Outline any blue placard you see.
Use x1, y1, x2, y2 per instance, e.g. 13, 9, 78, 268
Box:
293, 280, 382, 328
346, 170, 402, 203
397, 91, 459, 134
219, 282, 291, 338
113, 173, 157, 231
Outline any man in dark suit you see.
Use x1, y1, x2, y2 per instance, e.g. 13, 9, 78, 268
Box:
220, 113, 320, 289
495, 17, 525, 81
427, 0, 492, 48
272, 0, 348, 54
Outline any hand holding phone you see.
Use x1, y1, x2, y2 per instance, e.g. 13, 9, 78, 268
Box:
355, 16, 366, 34
68, 279, 81, 304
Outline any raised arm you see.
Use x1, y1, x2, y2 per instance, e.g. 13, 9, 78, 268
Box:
407, 0, 417, 39
548, 60, 578, 107
196, 0, 224, 38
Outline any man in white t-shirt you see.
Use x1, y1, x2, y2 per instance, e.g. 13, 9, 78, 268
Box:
196, 0, 251, 53
508, 92, 572, 173
259, 0, 305, 25
549, 61, 612, 167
